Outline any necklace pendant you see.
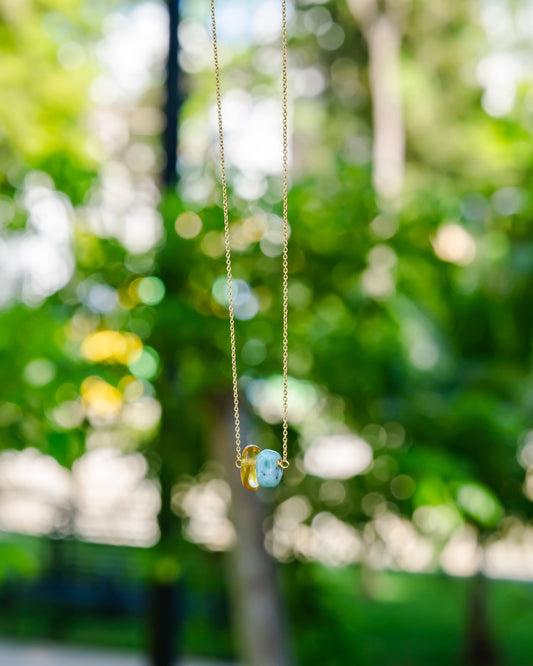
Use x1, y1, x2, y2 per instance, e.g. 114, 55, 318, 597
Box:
240, 446, 284, 490
256, 449, 283, 488
212, 0, 291, 485
240, 445, 261, 491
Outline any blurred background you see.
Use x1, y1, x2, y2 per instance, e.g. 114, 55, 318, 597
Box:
1, 0, 533, 665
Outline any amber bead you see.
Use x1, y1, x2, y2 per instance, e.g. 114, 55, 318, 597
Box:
240, 445, 261, 491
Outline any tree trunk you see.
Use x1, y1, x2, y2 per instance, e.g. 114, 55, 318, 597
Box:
347, 0, 406, 199
163, 0, 181, 187
149, 580, 180, 666
366, 13, 405, 198
464, 573, 500, 666
212, 396, 291, 666
147, 1, 183, 664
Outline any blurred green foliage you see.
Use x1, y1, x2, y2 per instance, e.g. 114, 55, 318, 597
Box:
1, 0, 533, 662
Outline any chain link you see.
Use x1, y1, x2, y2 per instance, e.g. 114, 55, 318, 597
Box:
210, 0, 290, 470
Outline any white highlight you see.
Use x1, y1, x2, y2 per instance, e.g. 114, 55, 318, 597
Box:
433, 223, 476, 266
304, 434, 373, 480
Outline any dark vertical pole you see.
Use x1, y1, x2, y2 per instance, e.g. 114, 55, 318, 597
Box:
149, 3, 181, 666
163, 0, 180, 186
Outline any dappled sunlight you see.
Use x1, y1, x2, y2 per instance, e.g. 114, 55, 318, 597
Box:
23, 358, 56, 387
120, 396, 162, 432
440, 525, 482, 577
81, 330, 143, 365
214, 92, 285, 177
0, 449, 71, 535
246, 376, 319, 424
485, 522, 533, 581
66, 310, 100, 341
95, 2, 167, 101
370, 512, 434, 573
177, 0, 300, 204
432, 223, 476, 266
83, 2, 166, 255
303, 433, 373, 480
0, 448, 159, 546
175, 211, 203, 239
73, 448, 160, 546
81, 376, 123, 425
0, 176, 74, 308
211, 277, 259, 320
178, 19, 212, 74
475, 4, 533, 122
51, 400, 85, 430
517, 430, 533, 502
260, 214, 288, 257
85, 428, 137, 452
269, 503, 362, 567
456, 482, 503, 527
268, 498, 437, 573
395, 300, 442, 371
361, 244, 397, 300
523, 470, 533, 502
492, 186, 524, 216
413, 504, 461, 540
84, 179, 164, 254
129, 276, 166, 306
370, 213, 399, 240
78, 280, 118, 314
172, 478, 235, 551
80, 374, 161, 432
120, 376, 145, 402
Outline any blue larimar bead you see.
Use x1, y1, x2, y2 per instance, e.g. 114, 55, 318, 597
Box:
256, 449, 283, 488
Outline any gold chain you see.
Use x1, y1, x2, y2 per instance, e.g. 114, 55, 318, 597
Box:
210, 0, 242, 467
210, 0, 290, 470
280, 0, 290, 469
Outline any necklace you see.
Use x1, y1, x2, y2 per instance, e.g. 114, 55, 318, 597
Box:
210, 0, 290, 490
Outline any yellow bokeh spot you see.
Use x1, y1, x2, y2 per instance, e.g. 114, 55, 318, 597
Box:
200, 231, 224, 258
118, 374, 145, 402
128, 279, 142, 304
81, 376, 123, 421
175, 211, 202, 239
118, 286, 137, 310
81, 330, 143, 365
242, 215, 267, 242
